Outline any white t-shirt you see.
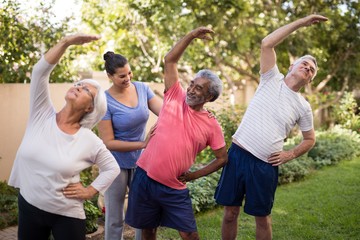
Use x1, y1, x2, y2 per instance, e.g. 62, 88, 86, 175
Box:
8, 57, 120, 219
233, 65, 313, 162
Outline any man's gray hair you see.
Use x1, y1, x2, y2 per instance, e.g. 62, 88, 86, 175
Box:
195, 69, 223, 102
78, 79, 107, 129
292, 54, 318, 80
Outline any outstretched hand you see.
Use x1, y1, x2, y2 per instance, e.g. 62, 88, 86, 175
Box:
63, 33, 101, 46
45, 33, 101, 65
143, 122, 158, 148
190, 27, 215, 40
302, 14, 328, 27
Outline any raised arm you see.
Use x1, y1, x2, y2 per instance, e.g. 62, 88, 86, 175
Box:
163, 27, 214, 92
45, 33, 101, 64
260, 14, 328, 74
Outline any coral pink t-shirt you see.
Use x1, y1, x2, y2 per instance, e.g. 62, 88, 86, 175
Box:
137, 82, 225, 190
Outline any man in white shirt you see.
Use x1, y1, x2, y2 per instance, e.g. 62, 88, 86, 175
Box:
215, 14, 328, 240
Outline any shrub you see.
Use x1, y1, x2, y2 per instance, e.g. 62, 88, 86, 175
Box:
0, 181, 18, 230
83, 199, 101, 234
308, 126, 360, 168
279, 137, 315, 185
332, 92, 360, 133
80, 167, 102, 234
278, 155, 314, 185
196, 105, 245, 164
187, 165, 221, 213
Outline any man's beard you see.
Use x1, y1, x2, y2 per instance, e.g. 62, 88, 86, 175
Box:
186, 94, 206, 106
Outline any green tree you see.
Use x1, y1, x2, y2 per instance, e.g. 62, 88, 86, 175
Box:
0, 0, 79, 83
81, 0, 360, 110
3, 0, 359, 96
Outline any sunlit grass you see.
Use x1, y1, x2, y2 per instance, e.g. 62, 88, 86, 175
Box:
157, 157, 360, 239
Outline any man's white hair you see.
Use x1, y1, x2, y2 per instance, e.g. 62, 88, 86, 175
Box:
292, 55, 318, 80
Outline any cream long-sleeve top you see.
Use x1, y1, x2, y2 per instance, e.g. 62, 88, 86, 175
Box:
8, 56, 120, 219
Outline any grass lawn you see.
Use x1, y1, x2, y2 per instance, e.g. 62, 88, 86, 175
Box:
157, 157, 360, 239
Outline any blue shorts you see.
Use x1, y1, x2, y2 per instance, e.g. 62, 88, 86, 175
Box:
125, 167, 197, 232
214, 143, 278, 216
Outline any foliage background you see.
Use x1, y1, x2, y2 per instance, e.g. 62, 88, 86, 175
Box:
2, 1, 360, 90
1, 0, 360, 234
1, 0, 359, 130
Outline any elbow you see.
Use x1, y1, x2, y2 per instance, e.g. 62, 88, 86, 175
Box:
219, 156, 228, 167
310, 137, 316, 149
102, 140, 114, 151
308, 133, 316, 149
164, 52, 176, 64
303, 136, 316, 153
103, 142, 111, 150
110, 163, 121, 179
115, 165, 121, 176
223, 158, 228, 166
164, 55, 171, 65
164, 53, 170, 63
261, 38, 274, 50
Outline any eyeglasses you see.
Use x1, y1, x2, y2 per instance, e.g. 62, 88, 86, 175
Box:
74, 82, 95, 105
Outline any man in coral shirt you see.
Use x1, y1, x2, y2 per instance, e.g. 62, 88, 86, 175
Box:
125, 27, 228, 240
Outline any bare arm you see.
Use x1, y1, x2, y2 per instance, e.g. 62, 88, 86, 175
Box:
178, 146, 228, 183
45, 33, 100, 65
98, 120, 149, 151
98, 94, 162, 152
163, 27, 214, 92
268, 129, 316, 166
260, 14, 328, 74
148, 95, 163, 116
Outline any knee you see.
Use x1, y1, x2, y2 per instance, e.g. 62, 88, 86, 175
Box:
142, 228, 157, 240
223, 207, 240, 223
255, 216, 271, 229
179, 231, 200, 240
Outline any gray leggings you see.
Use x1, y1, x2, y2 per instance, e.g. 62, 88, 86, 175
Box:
104, 168, 142, 240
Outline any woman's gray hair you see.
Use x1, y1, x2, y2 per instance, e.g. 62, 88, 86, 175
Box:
195, 69, 223, 102
292, 54, 318, 80
78, 79, 107, 129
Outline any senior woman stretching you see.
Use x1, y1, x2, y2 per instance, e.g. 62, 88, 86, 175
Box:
8, 33, 120, 240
